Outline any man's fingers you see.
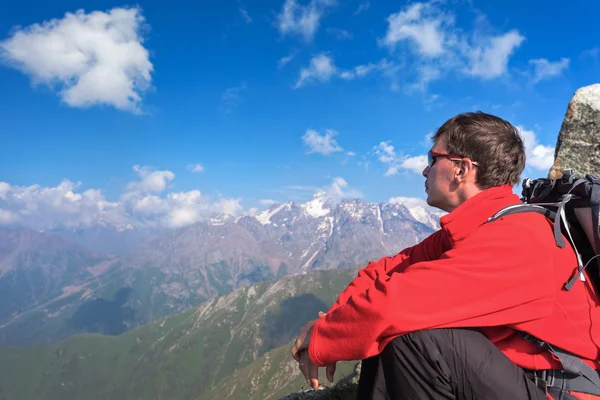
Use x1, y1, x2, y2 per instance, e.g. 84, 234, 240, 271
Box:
308, 361, 320, 390
318, 311, 327, 317
290, 341, 298, 361
298, 351, 311, 384
299, 351, 320, 390
290, 331, 306, 361
290, 347, 299, 362
326, 363, 336, 382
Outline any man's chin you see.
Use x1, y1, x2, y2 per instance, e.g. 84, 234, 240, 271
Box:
425, 195, 436, 208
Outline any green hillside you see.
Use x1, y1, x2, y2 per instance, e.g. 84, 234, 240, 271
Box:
0, 268, 358, 400
199, 342, 359, 400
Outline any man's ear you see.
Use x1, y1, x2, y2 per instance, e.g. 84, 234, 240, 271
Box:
456, 160, 474, 181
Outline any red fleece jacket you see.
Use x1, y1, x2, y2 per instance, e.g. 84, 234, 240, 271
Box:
308, 185, 600, 372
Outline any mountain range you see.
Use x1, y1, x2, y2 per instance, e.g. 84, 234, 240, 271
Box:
0, 193, 441, 346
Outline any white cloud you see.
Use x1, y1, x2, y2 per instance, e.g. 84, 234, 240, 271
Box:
293, 53, 401, 90
381, 2, 447, 57
340, 63, 377, 80
188, 164, 204, 173
326, 177, 362, 201
581, 47, 599, 59
467, 30, 525, 79
354, 1, 370, 15
0, 7, 153, 112
0, 179, 127, 229
529, 57, 570, 83
0, 209, 18, 225
517, 126, 555, 171
326, 28, 353, 40
217, 198, 244, 216
276, 0, 336, 42
129, 189, 243, 229
302, 128, 343, 155
240, 7, 252, 23
0, 182, 10, 199
294, 53, 337, 88
347, 151, 356, 156
0, 167, 244, 230
422, 131, 435, 147
278, 52, 296, 68
125, 165, 175, 195
221, 83, 247, 113
401, 155, 428, 174
295, 54, 402, 90
378, 1, 525, 90
375, 141, 396, 164
374, 141, 427, 176
260, 199, 277, 205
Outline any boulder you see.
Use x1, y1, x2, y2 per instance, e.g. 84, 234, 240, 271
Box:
549, 84, 600, 178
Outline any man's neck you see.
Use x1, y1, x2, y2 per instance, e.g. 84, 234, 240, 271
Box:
448, 185, 484, 212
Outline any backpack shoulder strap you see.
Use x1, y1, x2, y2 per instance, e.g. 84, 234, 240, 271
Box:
520, 332, 600, 391
589, 176, 600, 259
487, 202, 565, 248
488, 204, 556, 222
487, 199, 590, 291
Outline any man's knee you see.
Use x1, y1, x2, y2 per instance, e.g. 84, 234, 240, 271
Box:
380, 328, 488, 367
384, 328, 479, 351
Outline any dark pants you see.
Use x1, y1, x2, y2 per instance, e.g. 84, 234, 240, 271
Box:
356, 328, 576, 400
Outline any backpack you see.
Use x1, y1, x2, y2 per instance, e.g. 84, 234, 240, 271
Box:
489, 168, 600, 293
487, 168, 600, 393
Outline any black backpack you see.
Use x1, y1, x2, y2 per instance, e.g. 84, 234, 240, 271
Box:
487, 169, 600, 393
489, 168, 600, 293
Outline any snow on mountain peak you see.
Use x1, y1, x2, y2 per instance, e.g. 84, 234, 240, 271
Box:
255, 203, 290, 225
302, 192, 332, 218
210, 214, 234, 226
388, 196, 446, 230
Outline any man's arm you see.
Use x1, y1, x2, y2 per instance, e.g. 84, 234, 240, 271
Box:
309, 225, 556, 367
327, 228, 450, 314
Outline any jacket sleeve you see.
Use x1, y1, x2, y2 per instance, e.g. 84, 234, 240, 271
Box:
309, 225, 556, 366
327, 229, 450, 314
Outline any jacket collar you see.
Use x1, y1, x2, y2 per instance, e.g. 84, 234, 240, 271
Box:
439, 185, 521, 243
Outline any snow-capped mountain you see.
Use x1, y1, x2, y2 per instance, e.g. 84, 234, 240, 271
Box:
0, 193, 442, 346
388, 196, 446, 230
230, 192, 439, 273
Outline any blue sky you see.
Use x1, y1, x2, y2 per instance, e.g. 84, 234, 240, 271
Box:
0, 0, 598, 230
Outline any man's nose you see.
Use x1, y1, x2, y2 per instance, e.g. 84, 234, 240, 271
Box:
422, 165, 430, 177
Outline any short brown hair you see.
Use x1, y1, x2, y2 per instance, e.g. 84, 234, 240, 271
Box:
433, 111, 526, 189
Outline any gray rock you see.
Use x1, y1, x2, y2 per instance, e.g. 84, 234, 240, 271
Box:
279, 363, 361, 400
550, 84, 600, 178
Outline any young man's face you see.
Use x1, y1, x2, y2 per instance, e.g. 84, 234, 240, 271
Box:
422, 140, 461, 212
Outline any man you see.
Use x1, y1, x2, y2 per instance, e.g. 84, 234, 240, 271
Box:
291, 112, 600, 399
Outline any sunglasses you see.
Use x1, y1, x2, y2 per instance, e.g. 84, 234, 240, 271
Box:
427, 151, 480, 168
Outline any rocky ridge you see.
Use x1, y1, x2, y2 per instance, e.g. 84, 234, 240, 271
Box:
550, 83, 600, 178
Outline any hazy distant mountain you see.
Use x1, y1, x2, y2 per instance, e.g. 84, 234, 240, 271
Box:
0, 194, 440, 346
0, 228, 109, 328
0, 268, 359, 400
47, 224, 163, 254
85, 193, 436, 324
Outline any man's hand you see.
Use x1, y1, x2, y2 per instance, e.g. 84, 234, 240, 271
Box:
298, 350, 320, 389
291, 311, 337, 389
290, 320, 314, 362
